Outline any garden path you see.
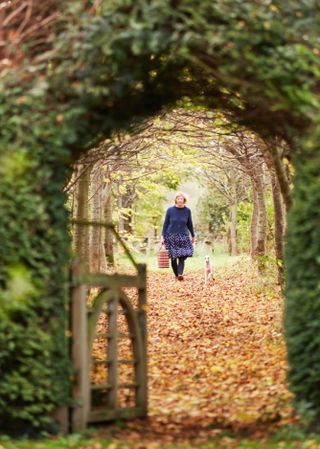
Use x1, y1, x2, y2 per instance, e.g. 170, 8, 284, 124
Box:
102, 262, 297, 445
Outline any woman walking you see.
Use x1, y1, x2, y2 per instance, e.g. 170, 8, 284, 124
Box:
161, 192, 195, 280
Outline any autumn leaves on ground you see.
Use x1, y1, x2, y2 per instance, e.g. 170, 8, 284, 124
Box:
100, 259, 297, 445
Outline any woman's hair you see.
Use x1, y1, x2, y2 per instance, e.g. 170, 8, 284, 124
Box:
174, 191, 188, 204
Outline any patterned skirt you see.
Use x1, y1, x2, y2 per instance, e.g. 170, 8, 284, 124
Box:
164, 233, 194, 259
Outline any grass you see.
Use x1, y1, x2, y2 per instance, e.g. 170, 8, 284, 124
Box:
0, 433, 109, 449
3, 430, 320, 449
114, 241, 242, 273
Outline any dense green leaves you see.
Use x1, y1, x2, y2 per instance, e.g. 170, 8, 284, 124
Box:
1, 0, 320, 432
0, 76, 72, 431
285, 141, 320, 426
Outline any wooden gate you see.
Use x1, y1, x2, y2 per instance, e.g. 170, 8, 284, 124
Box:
66, 221, 147, 432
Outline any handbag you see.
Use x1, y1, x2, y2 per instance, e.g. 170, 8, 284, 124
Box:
157, 244, 169, 268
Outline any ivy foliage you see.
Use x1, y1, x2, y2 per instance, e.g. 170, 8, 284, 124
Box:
0, 86, 72, 431
0, 0, 320, 431
285, 134, 320, 426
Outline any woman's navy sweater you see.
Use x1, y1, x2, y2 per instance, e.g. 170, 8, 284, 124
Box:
162, 206, 195, 237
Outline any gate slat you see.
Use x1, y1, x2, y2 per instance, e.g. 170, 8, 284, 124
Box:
88, 406, 145, 423
91, 383, 112, 390
92, 358, 137, 365
106, 291, 119, 408
71, 262, 90, 432
94, 332, 134, 340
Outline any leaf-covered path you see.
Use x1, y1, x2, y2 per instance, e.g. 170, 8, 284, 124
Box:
105, 262, 297, 444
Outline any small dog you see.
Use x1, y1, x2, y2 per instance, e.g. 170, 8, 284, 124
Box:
204, 255, 214, 285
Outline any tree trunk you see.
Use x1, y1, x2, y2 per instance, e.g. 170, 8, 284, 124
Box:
252, 165, 267, 272
104, 189, 114, 267
90, 167, 108, 273
268, 143, 292, 212
120, 185, 135, 233
227, 227, 232, 256
263, 148, 286, 283
230, 201, 238, 256
271, 169, 285, 283
117, 194, 124, 232
250, 185, 259, 258
73, 164, 90, 271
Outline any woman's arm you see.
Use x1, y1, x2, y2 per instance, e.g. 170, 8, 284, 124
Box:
187, 209, 195, 239
161, 208, 171, 240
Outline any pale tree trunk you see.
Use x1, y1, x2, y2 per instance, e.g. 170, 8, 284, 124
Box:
268, 142, 292, 212
263, 147, 286, 283
281, 185, 287, 232
119, 185, 135, 233
230, 201, 238, 256
90, 167, 109, 273
270, 169, 285, 284
250, 185, 259, 258
252, 164, 267, 271
227, 227, 232, 256
104, 189, 114, 267
117, 193, 124, 233
73, 164, 90, 271
70, 171, 77, 245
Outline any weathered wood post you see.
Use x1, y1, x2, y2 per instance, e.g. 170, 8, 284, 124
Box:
106, 289, 119, 408
71, 261, 90, 431
137, 263, 148, 415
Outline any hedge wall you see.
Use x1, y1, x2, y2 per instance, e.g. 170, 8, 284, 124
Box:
0, 81, 74, 431
285, 134, 320, 425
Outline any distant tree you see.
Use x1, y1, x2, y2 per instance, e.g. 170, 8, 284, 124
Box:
197, 194, 229, 240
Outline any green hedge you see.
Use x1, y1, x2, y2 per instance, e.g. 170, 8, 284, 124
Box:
285, 138, 320, 426
0, 83, 73, 431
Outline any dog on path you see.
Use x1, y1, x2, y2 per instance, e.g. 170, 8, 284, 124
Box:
204, 255, 214, 285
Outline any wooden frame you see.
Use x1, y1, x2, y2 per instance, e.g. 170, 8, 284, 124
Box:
66, 220, 147, 432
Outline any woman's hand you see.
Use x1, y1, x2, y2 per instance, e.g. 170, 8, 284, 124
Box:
192, 236, 196, 244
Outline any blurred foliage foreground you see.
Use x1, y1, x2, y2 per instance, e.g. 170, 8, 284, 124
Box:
0, 0, 320, 433
3, 434, 320, 449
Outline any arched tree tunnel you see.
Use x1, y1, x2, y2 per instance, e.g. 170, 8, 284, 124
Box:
0, 0, 320, 433
70, 107, 290, 280
68, 107, 292, 435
